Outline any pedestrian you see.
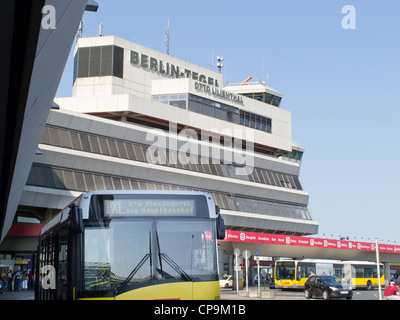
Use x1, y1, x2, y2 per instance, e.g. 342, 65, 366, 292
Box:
22, 271, 28, 290
384, 281, 400, 300
28, 272, 33, 290
14, 269, 22, 292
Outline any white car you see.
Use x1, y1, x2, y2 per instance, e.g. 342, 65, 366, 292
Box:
220, 275, 233, 288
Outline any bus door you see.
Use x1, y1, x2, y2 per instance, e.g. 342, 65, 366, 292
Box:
343, 264, 353, 287
37, 223, 70, 300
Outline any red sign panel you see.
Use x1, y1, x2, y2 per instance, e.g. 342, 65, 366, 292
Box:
221, 230, 400, 254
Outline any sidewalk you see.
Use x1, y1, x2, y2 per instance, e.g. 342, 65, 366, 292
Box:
220, 287, 275, 300
0, 290, 34, 300
0, 287, 266, 300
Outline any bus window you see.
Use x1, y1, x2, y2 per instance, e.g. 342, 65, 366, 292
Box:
333, 264, 344, 278
297, 262, 315, 280
156, 220, 218, 281
84, 220, 152, 292
276, 262, 295, 280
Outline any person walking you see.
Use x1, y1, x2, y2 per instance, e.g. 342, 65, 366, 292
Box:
11, 271, 15, 291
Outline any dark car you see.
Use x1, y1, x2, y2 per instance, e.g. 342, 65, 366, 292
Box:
304, 275, 353, 300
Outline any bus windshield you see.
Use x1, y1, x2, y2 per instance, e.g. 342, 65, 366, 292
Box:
275, 262, 296, 280
83, 218, 218, 293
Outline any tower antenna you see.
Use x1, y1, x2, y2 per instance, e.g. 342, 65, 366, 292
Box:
164, 19, 170, 55
99, 22, 104, 36
208, 52, 214, 69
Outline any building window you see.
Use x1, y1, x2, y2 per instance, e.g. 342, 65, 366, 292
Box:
187, 94, 238, 124
74, 45, 124, 83
239, 92, 281, 107
239, 111, 272, 133
272, 96, 281, 107
152, 94, 187, 109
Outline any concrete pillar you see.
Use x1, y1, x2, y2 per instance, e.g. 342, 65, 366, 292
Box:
218, 247, 225, 276
384, 262, 391, 287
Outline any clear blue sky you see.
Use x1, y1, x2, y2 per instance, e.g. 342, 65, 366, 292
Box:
56, 0, 400, 244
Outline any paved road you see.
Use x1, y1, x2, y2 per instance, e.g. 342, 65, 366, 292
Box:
0, 289, 34, 300
0, 287, 383, 300
220, 287, 383, 300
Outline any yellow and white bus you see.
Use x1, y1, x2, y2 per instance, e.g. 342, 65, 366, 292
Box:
36, 190, 225, 300
274, 259, 384, 290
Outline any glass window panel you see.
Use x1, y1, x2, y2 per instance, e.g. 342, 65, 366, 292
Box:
84, 221, 152, 292
120, 179, 131, 190
89, 136, 101, 154
103, 176, 113, 189
59, 129, 72, 148
77, 47, 89, 78
202, 104, 215, 117
73, 52, 78, 83
272, 96, 281, 107
98, 137, 110, 156
265, 93, 272, 104
215, 108, 227, 120
227, 110, 238, 123
116, 141, 128, 159
89, 46, 101, 77
112, 46, 124, 78
112, 177, 122, 190
130, 180, 139, 189
188, 101, 203, 114
170, 100, 186, 109
100, 45, 112, 76
93, 175, 105, 190
108, 139, 119, 157
156, 220, 217, 280
240, 113, 244, 125
74, 172, 87, 191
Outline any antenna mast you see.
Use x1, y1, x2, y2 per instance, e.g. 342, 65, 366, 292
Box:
99, 22, 104, 36
165, 19, 170, 55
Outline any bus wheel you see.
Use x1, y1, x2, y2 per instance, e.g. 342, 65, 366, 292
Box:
366, 281, 372, 290
323, 290, 330, 300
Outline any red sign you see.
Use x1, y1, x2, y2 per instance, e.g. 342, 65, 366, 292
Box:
221, 230, 400, 254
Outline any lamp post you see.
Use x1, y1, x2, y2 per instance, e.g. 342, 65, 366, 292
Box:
375, 238, 382, 300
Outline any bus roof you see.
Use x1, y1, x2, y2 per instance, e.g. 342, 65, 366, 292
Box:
40, 190, 217, 236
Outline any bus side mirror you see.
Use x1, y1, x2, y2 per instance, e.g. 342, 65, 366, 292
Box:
215, 206, 225, 240
70, 205, 83, 234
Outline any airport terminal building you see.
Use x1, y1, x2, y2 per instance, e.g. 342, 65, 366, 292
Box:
1, 35, 318, 272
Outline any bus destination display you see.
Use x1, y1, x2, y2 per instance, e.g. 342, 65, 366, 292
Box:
104, 198, 196, 216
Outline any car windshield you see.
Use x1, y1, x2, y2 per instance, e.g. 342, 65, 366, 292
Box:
321, 276, 342, 284
221, 275, 231, 280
